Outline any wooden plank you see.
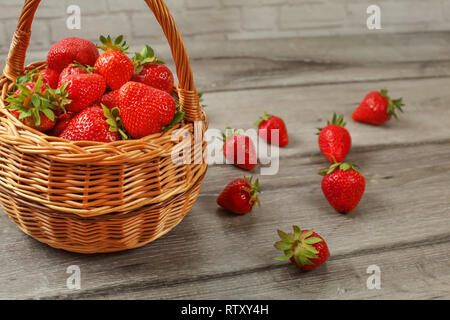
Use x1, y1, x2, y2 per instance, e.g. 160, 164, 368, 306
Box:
0, 140, 448, 299
202, 77, 450, 154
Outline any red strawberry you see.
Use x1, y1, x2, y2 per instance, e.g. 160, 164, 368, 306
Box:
131, 45, 174, 93
256, 111, 289, 147
60, 106, 120, 142
35, 68, 59, 89
317, 113, 352, 163
5, 77, 64, 132
100, 90, 120, 109
118, 81, 177, 138
275, 226, 330, 271
217, 177, 260, 214
95, 35, 133, 90
320, 162, 366, 214
62, 74, 106, 113
223, 129, 257, 170
58, 63, 95, 87
47, 37, 99, 73
352, 89, 405, 125
49, 112, 75, 136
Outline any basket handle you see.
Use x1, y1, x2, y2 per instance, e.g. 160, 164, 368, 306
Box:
2, 0, 202, 122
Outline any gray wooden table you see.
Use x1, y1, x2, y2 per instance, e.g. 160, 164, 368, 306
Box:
1, 32, 449, 300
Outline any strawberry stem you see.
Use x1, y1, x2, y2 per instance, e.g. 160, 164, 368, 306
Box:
380, 88, 405, 120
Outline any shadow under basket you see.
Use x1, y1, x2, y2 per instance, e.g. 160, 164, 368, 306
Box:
0, 0, 208, 254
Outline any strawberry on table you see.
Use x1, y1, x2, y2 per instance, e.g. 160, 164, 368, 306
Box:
352, 89, 405, 125
256, 111, 289, 147
217, 177, 260, 214
320, 161, 366, 214
59, 106, 122, 142
317, 113, 352, 163
131, 45, 174, 94
47, 37, 99, 73
274, 226, 330, 271
95, 35, 134, 90
61, 73, 106, 113
223, 128, 257, 171
118, 81, 177, 138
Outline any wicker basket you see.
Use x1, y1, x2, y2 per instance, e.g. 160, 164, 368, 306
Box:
0, 0, 207, 253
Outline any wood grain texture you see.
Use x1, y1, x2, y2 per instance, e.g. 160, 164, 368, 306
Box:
0, 32, 449, 299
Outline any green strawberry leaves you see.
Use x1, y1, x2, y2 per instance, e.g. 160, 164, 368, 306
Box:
274, 225, 323, 267
255, 110, 273, 128
133, 45, 164, 72
319, 160, 360, 176
102, 105, 129, 140
316, 113, 346, 134
98, 35, 129, 53
380, 88, 405, 120
162, 109, 185, 133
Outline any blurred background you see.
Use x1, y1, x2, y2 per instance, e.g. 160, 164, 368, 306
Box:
1, 0, 450, 57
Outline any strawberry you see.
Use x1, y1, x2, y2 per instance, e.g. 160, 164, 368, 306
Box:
58, 63, 95, 87
61, 73, 106, 113
47, 37, 99, 73
320, 162, 366, 214
95, 35, 133, 90
317, 113, 352, 163
274, 226, 330, 271
49, 112, 75, 136
118, 81, 178, 138
352, 89, 405, 125
131, 45, 174, 93
5, 77, 68, 132
217, 177, 260, 214
35, 68, 59, 89
256, 111, 289, 147
60, 106, 121, 142
223, 129, 257, 171
100, 90, 120, 109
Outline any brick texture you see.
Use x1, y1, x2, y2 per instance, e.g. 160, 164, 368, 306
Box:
0, 0, 449, 54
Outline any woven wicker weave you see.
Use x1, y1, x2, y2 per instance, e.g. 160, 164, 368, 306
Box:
0, 0, 207, 253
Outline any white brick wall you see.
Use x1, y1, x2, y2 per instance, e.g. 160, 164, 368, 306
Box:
0, 0, 449, 55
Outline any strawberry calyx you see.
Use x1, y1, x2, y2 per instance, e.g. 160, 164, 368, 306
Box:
274, 226, 323, 267
316, 113, 346, 134
133, 45, 164, 72
71, 61, 96, 74
45, 82, 71, 113
244, 176, 261, 208
221, 127, 240, 142
255, 111, 273, 128
101, 104, 129, 140
6, 75, 60, 127
380, 88, 405, 119
98, 35, 129, 53
319, 159, 360, 176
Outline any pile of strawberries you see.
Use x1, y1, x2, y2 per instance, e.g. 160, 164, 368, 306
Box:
6, 36, 183, 142
216, 88, 404, 271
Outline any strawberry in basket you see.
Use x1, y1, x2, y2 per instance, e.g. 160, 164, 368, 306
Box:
95, 35, 134, 90
59, 73, 106, 113
60, 105, 127, 142
118, 81, 180, 138
132, 45, 174, 94
58, 62, 96, 87
47, 37, 99, 73
5, 76, 70, 132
